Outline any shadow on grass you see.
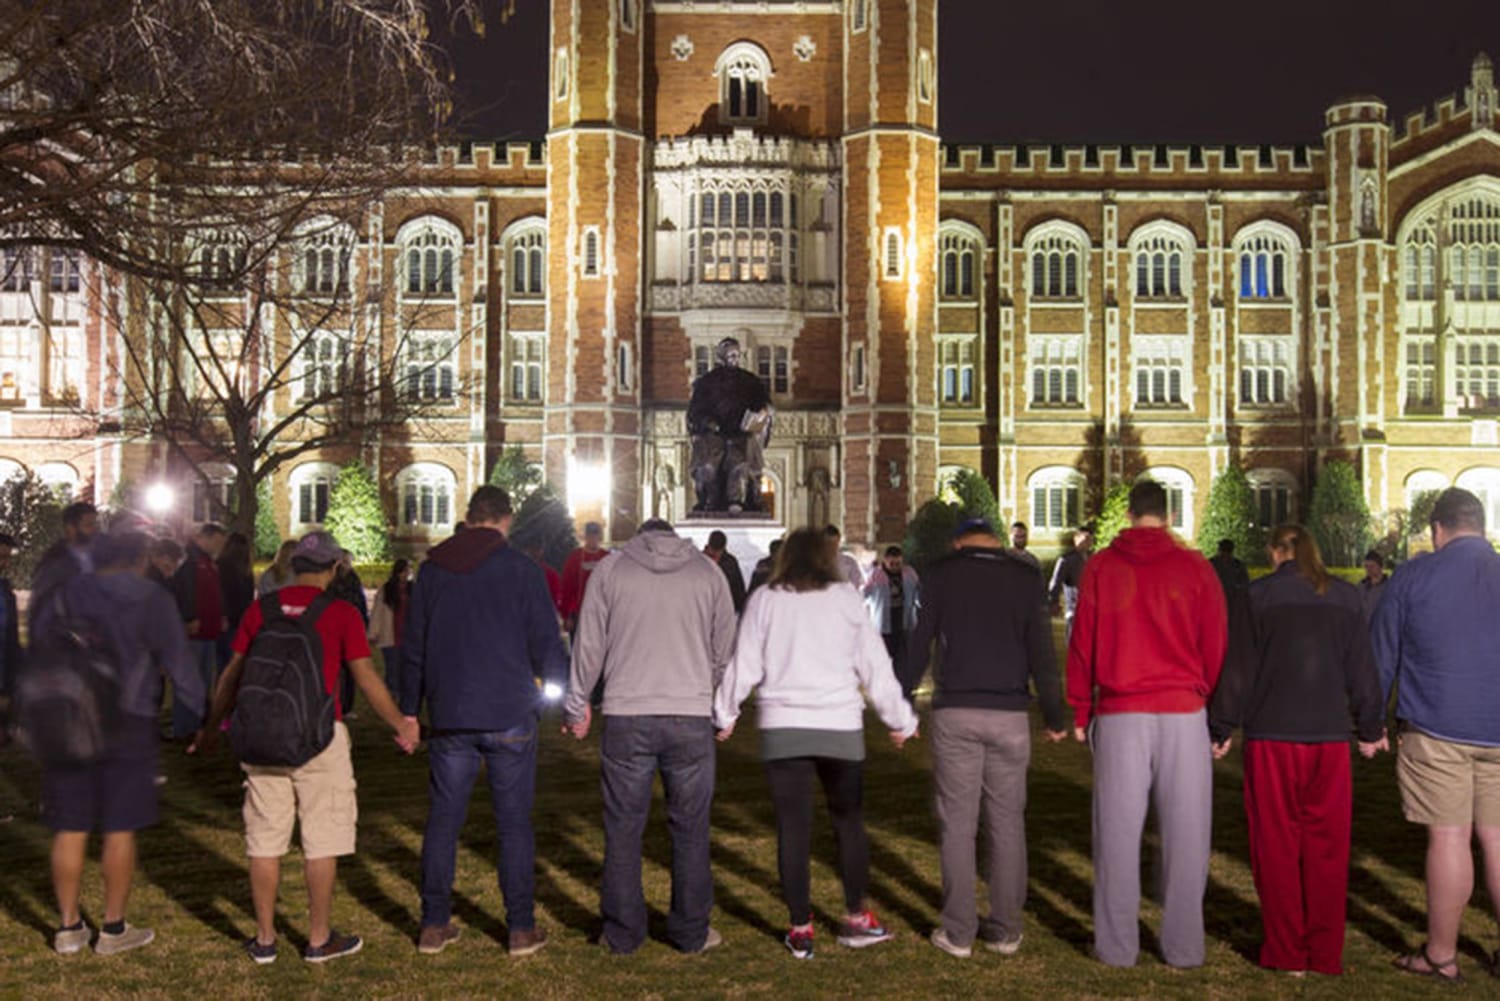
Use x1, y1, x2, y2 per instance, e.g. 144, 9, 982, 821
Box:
136, 817, 254, 943
0, 817, 54, 943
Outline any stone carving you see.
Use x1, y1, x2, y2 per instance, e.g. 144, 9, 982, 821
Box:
671, 34, 694, 61
687, 337, 773, 513
793, 36, 817, 62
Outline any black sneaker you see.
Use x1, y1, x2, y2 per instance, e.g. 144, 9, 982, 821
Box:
303, 930, 362, 963
244, 936, 277, 965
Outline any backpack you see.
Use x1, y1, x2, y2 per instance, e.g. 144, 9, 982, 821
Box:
15, 585, 123, 767
229, 591, 336, 767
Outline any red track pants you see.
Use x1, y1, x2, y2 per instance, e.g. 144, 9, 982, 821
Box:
1243, 739, 1352, 975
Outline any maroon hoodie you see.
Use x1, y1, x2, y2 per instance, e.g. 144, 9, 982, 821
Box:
1065, 526, 1227, 729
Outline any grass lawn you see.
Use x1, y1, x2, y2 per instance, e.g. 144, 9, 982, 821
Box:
1, 632, 1498, 999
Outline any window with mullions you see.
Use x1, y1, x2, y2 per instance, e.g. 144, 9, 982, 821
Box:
298, 332, 348, 402
403, 334, 456, 401
510, 229, 545, 296
697, 185, 792, 283
509, 333, 544, 403
192, 471, 235, 524
1238, 337, 1292, 406
399, 465, 454, 529
298, 226, 352, 297
718, 44, 770, 125
404, 228, 456, 296
197, 237, 247, 290
1404, 229, 1437, 300
938, 338, 977, 407
1248, 474, 1295, 530
1, 248, 31, 292
1029, 469, 1083, 532
1134, 235, 1185, 298
1133, 337, 1187, 407
940, 231, 977, 299
291, 464, 337, 526
1456, 340, 1500, 410
1449, 197, 1500, 301
1029, 337, 1082, 407
1405, 340, 1436, 410
48, 249, 80, 294
1029, 232, 1082, 299
755, 344, 790, 394
884, 229, 902, 279
1238, 232, 1290, 299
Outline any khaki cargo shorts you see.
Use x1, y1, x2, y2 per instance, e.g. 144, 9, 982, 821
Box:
241, 722, 358, 859
1397, 729, 1500, 827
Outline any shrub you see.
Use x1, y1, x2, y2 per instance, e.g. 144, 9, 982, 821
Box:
1308, 459, 1371, 567
323, 461, 391, 562
1093, 482, 1131, 549
253, 479, 281, 558
1196, 463, 1261, 561
488, 445, 543, 508
0, 473, 64, 588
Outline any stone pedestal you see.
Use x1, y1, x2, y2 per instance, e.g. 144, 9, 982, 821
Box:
676, 514, 784, 594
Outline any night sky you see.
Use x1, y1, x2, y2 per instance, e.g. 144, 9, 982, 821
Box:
449, 0, 1500, 144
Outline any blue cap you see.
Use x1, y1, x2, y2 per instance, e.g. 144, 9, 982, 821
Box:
954, 517, 995, 539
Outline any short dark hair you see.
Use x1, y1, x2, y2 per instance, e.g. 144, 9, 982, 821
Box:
883, 545, 903, 559
291, 555, 336, 574
150, 537, 183, 561
1217, 539, 1235, 556
94, 531, 150, 570
198, 522, 226, 538
1011, 521, 1027, 531
824, 524, 842, 539
637, 518, 674, 535
465, 485, 513, 524
1430, 486, 1486, 536
61, 501, 97, 528
0, 532, 15, 549
1128, 480, 1168, 519
706, 530, 727, 550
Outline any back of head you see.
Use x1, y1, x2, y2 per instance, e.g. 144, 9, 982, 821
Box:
465, 485, 512, 525
1430, 486, 1486, 538
94, 531, 150, 572
637, 518, 674, 535
824, 524, 842, 541
1269, 523, 1329, 595
884, 544, 903, 560
769, 527, 842, 592
707, 529, 727, 552
1128, 480, 1168, 520
1216, 538, 1235, 557
150, 536, 183, 562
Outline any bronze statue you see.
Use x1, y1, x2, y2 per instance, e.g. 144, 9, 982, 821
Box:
686, 337, 773, 513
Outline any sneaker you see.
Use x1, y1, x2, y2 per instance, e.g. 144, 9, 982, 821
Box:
418, 923, 462, 955
53, 923, 91, 955
784, 925, 815, 960
930, 927, 972, 959
981, 931, 1023, 956
303, 930, 362, 963
685, 927, 723, 954
94, 924, 155, 956
837, 910, 893, 949
243, 936, 277, 965
508, 927, 548, 957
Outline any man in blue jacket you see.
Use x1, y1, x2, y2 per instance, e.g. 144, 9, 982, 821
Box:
400, 485, 569, 958
1372, 487, 1500, 983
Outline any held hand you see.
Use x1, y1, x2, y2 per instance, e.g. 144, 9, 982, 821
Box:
394, 715, 420, 754
715, 722, 735, 743
1044, 729, 1068, 743
562, 704, 592, 740
889, 726, 916, 749
1072, 726, 1088, 744
1211, 738, 1233, 760
1358, 734, 1390, 759
187, 726, 218, 757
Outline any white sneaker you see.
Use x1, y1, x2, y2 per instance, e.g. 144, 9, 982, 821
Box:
53, 924, 91, 955
982, 932, 1023, 955
930, 927, 972, 959
94, 924, 155, 956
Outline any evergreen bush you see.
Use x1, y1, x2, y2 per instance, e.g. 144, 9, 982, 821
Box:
1308, 459, 1371, 567
1196, 463, 1261, 561
323, 461, 391, 562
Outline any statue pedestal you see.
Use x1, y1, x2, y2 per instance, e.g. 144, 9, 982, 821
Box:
675, 514, 783, 595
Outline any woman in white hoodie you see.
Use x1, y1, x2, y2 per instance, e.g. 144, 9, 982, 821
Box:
714, 527, 918, 961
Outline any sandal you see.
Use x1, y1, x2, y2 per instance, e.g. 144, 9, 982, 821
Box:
1394, 943, 1464, 984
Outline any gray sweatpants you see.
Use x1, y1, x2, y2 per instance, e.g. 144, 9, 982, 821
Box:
931, 708, 1031, 947
1091, 710, 1212, 968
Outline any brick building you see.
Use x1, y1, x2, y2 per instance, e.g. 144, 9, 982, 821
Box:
3, 1, 1499, 557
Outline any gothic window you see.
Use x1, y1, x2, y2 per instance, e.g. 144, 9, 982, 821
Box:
1026, 225, 1084, 299
1404, 226, 1437, 300
851, 0, 867, 32
1028, 467, 1084, 532
850, 344, 866, 394
1456, 467, 1500, 535
1130, 224, 1190, 299
696, 182, 792, 283
402, 332, 456, 402
509, 227, 545, 297
48, 249, 80, 294
1235, 226, 1295, 300
196, 234, 248, 292
401, 220, 458, 297
1, 248, 31, 292
1247, 468, 1297, 530
918, 50, 933, 104
191, 464, 235, 523
1449, 197, 1500, 301
1405, 469, 1449, 512
582, 227, 600, 278
1238, 336, 1293, 407
555, 49, 569, 102
0, 325, 35, 402
509, 332, 544, 403
1133, 336, 1188, 407
940, 229, 978, 299
296, 223, 353, 297
45, 325, 84, 402
186, 328, 246, 397
297, 331, 348, 402
1405, 339, 1437, 410
618, 341, 633, 392
938, 336, 977, 406
755, 344, 790, 395
716, 42, 771, 125
884, 229, 902, 279
1029, 336, 1082, 407
36, 461, 79, 502
1456, 340, 1500, 411
398, 463, 456, 530
289, 462, 338, 527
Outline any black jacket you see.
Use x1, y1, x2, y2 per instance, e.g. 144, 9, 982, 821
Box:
1210, 562, 1383, 743
899, 544, 1065, 730
714, 550, 747, 614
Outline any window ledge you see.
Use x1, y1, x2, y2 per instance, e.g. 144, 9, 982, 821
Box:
1132, 296, 1189, 306
1236, 297, 1293, 307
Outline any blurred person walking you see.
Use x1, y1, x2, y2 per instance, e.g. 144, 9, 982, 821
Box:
168, 524, 226, 739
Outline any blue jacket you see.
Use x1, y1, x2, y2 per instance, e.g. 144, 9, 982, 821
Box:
1371, 536, 1500, 746
399, 527, 568, 732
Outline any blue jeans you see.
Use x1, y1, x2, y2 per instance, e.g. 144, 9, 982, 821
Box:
170, 640, 218, 739
600, 715, 715, 953
420, 725, 538, 930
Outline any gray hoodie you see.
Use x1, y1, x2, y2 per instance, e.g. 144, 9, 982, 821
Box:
564, 528, 737, 720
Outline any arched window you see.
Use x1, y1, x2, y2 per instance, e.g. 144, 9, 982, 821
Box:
0, 458, 24, 485
295, 220, 354, 297
297, 331, 349, 402
1129, 222, 1191, 299
288, 462, 339, 528
1404, 223, 1438, 301
851, 0, 868, 32
1404, 469, 1450, 511
35, 461, 78, 501
1456, 467, 1500, 536
940, 227, 979, 299
1025, 223, 1085, 299
1028, 467, 1085, 532
582, 227, 600, 278
1449, 197, 1500, 302
884, 229, 903, 279
190, 462, 235, 523
1141, 466, 1195, 535
399, 218, 459, 297
507, 225, 545, 297
716, 42, 772, 125
1234, 223, 1296, 300
397, 463, 456, 530
1246, 468, 1297, 530
195, 232, 248, 292
695, 180, 794, 283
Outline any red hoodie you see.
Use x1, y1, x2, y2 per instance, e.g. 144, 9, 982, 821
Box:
1066, 526, 1227, 729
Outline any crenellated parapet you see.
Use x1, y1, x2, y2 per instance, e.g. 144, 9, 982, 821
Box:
939, 142, 1323, 185
652, 130, 839, 171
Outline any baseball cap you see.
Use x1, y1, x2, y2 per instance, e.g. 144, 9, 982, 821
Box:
953, 517, 995, 539
293, 530, 343, 566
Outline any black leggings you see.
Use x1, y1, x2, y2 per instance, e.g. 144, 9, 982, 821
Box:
763, 756, 868, 926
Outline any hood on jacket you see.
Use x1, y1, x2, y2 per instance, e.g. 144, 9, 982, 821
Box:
619, 529, 702, 574
80, 571, 158, 609
423, 526, 508, 575
1107, 526, 1186, 564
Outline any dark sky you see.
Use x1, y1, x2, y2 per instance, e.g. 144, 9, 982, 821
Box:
450, 0, 1500, 144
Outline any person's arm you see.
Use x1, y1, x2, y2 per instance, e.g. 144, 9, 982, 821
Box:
713, 590, 767, 734
899, 573, 938, 698
149, 591, 197, 718
1197, 560, 1230, 695
171, 560, 198, 633
1209, 585, 1254, 748
1024, 583, 1066, 735
726, 560, 747, 615
350, 657, 417, 750
398, 574, 428, 718
1369, 573, 1403, 707
1048, 557, 1066, 605
852, 603, 918, 742
1065, 560, 1100, 738
562, 564, 609, 731
522, 562, 569, 692
1344, 603, 1387, 745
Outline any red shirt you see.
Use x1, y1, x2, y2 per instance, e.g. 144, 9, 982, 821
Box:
231, 585, 372, 721
560, 546, 609, 618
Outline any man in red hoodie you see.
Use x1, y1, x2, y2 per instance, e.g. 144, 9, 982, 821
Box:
1066, 480, 1227, 969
